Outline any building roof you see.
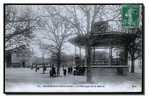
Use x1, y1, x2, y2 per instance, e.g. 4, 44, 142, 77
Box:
70, 31, 137, 47
5, 45, 27, 54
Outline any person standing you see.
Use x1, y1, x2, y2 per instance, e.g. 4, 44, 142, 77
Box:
63, 68, 67, 76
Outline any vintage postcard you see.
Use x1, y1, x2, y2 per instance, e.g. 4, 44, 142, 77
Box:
4, 3, 144, 94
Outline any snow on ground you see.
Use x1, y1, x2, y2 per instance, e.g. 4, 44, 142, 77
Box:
5, 68, 142, 92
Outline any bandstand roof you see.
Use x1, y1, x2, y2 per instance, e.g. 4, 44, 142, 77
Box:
69, 31, 137, 47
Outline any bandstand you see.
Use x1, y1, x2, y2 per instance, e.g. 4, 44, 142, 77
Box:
70, 31, 137, 75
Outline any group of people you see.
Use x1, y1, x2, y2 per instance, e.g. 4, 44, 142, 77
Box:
32, 64, 75, 77
62, 67, 73, 76
49, 66, 73, 77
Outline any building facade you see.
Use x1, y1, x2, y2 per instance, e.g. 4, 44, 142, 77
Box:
5, 45, 32, 67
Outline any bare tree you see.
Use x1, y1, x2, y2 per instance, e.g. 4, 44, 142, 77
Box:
39, 8, 74, 76
127, 28, 142, 73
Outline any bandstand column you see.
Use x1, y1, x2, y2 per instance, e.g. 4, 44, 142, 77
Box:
109, 47, 112, 66
93, 47, 95, 64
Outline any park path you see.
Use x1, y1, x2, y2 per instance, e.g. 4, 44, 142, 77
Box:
5, 68, 142, 92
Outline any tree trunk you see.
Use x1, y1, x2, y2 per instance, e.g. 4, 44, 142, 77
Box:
42, 53, 45, 74
79, 46, 81, 59
131, 57, 135, 73
79, 46, 82, 65
57, 51, 61, 76
75, 45, 76, 56
86, 45, 92, 83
